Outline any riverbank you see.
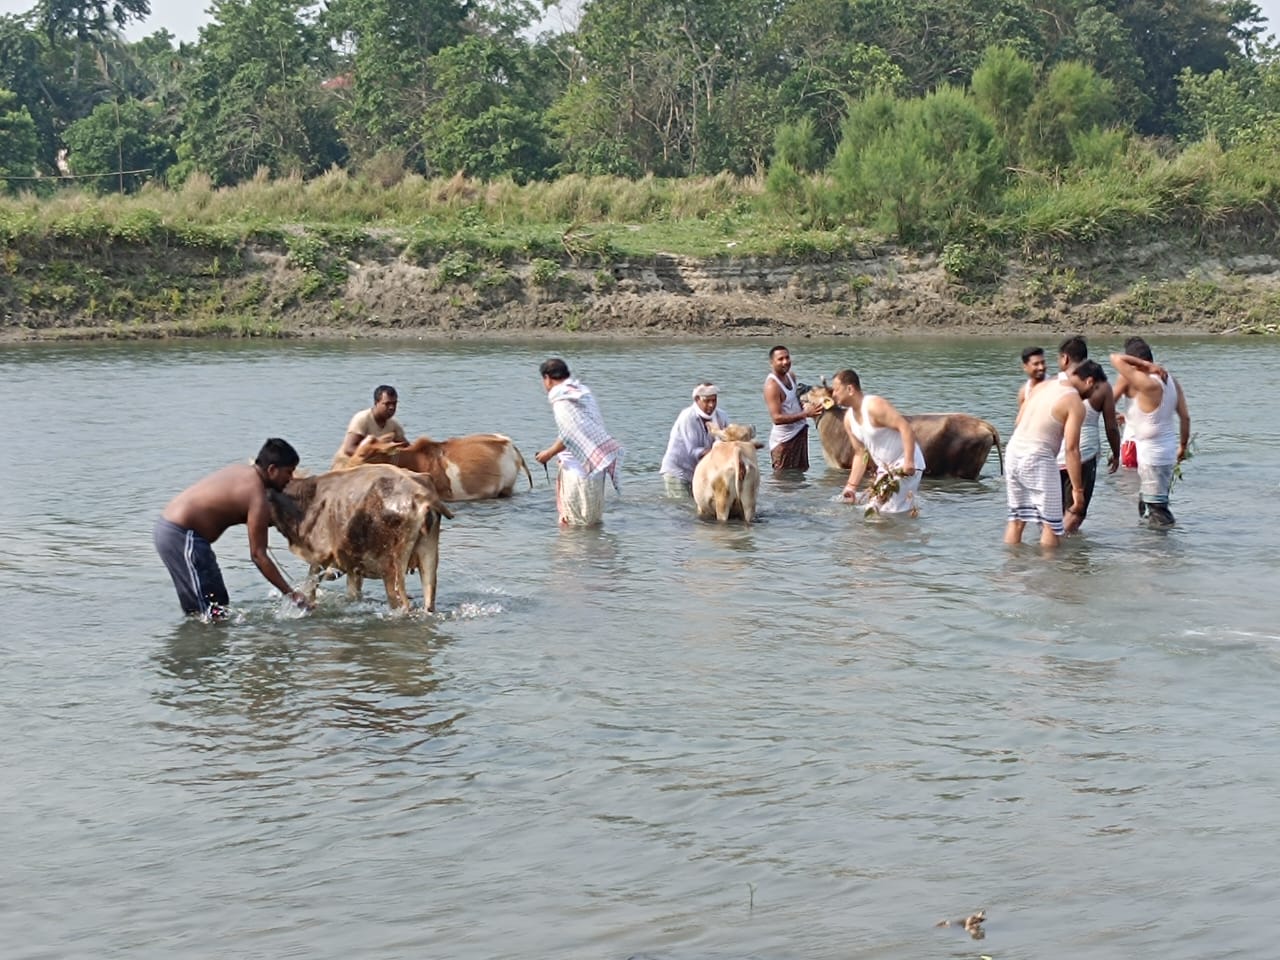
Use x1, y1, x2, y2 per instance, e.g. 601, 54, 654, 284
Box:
4, 233, 1280, 343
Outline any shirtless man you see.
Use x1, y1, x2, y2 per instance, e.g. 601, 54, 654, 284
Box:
830, 368, 924, 515
332, 385, 408, 468
1004, 366, 1098, 547
763, 345, 821, 472
1015, 346, 1047, 422
1110, 344, 1190, 526
154, 438, 310, 618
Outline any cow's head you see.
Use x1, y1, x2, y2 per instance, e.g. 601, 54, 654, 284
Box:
347, 435, 410, 466
801, 383, 839, 411
711, 423, 764, 449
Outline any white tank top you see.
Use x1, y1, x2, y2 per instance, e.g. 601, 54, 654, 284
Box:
1055, 372, 1100, 464
767, 372, 806, 449
858, 395, 926, 473
1129, 372, 1180, 465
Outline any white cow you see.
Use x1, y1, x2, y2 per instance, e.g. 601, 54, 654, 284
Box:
692, 424, 763, 523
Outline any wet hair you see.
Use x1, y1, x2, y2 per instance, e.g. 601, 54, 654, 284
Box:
539, 357, 571, 380
769, 344, 790, 359
1074, 359, 1106, 383
1058, 336, 1088, 364
373, 385, 398, 403
832, 368, 861, 390
1124, 336, 1154, 362
1021, 346, 1044, 363
256, 438, 300, 470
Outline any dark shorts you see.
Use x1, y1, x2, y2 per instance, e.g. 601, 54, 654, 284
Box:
1059, 455, 1099, 519
154, 517, 229, 617
770, 427, 810, 472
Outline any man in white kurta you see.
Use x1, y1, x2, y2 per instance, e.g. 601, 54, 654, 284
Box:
660, 382, 729, 494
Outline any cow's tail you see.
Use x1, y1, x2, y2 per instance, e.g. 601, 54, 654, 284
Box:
984, 420, 1004, 476
512, 444, 535, 489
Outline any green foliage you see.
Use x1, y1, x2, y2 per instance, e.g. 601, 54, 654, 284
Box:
1021, 61, 1116, 168
419, 37, 557, 183
529, 257, 561, 288
970, 44, 1034, 148
0, 88, 39, 191
772, 117, 824, 174
178, 0, 343, 185
284, 229, 348, 297
62, 98, 175, 193
831, 86, 1003, 242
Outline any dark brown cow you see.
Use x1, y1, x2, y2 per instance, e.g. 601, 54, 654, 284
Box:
803, 384, 1003, 480
268, 465, 454, 611
345, 434, 533, 501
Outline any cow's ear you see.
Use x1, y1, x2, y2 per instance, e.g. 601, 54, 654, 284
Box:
822, 397, 835, 410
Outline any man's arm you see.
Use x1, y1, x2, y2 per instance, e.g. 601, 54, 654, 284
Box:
1172, 377, 1191, 461
842, 434, 872, 501
535, 438, 565, 465
247, 493, 307, 606
339, 431, 366, 457
764, 379, 819, 425
1059, 394, 1086, 532
868, 396, 918, 476
1095, 382, 1122, 473
1108, 354, 1164, 412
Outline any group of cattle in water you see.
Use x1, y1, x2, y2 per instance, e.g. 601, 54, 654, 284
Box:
265, 388, 1001, 612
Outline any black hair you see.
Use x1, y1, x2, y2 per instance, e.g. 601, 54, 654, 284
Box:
373, 385, 398, 403
256, 438, 300, 470
769, 344, 790, 359
539, 357, 571, 380
1123, 336, 1154, 362
832, 368, 861, 390
1021, 346, 1045, 363
1074, 359, 1106, 383
1058, 336, 1088, 364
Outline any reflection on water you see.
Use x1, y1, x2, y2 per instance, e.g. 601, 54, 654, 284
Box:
3, 336, 1280, 960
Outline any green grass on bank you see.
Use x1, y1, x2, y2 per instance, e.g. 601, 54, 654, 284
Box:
2, 138, 1279, 263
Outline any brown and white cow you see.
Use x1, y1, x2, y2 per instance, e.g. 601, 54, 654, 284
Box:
268, 464, 454, 611
345, 434, 533, 501
803, 384, 1003, 480
692, 423, 764, 523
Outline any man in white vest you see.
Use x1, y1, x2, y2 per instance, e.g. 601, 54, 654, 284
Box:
763, 344, 821, 473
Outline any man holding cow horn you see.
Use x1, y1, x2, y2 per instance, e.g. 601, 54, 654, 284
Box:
154, 438, 312, 619
332, 384, 408, 469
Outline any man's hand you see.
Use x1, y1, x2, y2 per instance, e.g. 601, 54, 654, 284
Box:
1107, 454, 1119, 475
535, 449, 554, 465
900, 463, 917, 477
288, 590, 314, 611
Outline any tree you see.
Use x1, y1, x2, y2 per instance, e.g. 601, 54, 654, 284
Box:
325, 0, 475, 164
831, 86, 1002, 241
62, 96, 173, 191
36, 0, 152, 42
1020, 59, 1115, 168
0, 88, 41, 191
178, 0, 342, 184
419, 35, 557, 181
970, 44, 1034, 149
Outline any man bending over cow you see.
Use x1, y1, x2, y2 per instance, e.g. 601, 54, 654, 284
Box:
534, 358, 624, 526
332, 384, 408, 468
830, 368, 924, 515
660, 381, 729, 495
154, 438, 311, 619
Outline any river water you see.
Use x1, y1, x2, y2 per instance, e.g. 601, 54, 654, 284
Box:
2, 335, 1278, 960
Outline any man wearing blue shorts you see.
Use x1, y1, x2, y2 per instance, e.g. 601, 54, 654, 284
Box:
154, 438, 310, 618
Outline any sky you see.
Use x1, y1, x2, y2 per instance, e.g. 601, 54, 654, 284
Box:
0, 0, 1276, 48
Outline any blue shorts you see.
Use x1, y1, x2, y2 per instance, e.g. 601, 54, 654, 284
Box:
153, 517, 230, 617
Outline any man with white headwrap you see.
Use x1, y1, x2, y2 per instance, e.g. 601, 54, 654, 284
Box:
534, 357, 624, 526
660, 382, 729, 495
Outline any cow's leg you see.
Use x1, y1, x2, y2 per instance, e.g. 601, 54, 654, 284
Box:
303, 565, 323, 605
382, 565, 408, 610
740, 468, 759, 524
414, 512, 442, 612
345, 571, 364, 601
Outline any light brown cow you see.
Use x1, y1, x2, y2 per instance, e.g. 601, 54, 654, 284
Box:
692, 423, 764, 523
345, 434, 533, 501
268, 465, 454, 611
803, 384, 1003, 480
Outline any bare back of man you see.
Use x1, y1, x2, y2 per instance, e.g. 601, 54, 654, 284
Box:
162, 463, 274, 544
1005, 380, 1086, 547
